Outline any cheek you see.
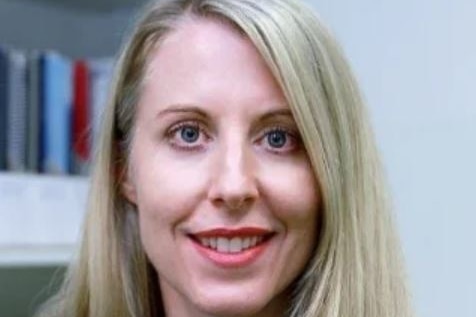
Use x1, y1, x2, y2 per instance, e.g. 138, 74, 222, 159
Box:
131, 144, 209, 218
132, 157, 206, 269
260, 157, 320, 224
131, 153, 214, 265
257, 158, 320, 290
260, 157, 320, 249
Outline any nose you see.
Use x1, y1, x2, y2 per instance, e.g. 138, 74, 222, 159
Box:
207, 139, 259, 212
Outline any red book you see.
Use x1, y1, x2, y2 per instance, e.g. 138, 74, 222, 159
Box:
72, 60, 90, 175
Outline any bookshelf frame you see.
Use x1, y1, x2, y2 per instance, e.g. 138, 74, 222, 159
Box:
0, 172, 88, 266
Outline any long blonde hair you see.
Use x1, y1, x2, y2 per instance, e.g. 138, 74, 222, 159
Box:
36, 0, 413, 316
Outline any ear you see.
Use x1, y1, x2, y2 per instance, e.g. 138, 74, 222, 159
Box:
113, 139, 138, 204
119, 165, 138, 205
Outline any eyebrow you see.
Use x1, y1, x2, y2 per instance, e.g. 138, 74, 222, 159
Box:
259, 108, 294, 121
156, 104, 208, 119
156, 104, 294, 121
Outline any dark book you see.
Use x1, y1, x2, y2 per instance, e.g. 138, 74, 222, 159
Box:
26, 51, 41, 173
0, 46, 8, 170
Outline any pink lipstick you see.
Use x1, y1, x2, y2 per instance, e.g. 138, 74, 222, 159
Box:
189, 227, 274, 268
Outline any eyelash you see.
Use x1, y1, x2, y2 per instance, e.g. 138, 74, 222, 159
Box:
258, 126, 300, 153
165, 121, 209, 152
165, 120, 300, 154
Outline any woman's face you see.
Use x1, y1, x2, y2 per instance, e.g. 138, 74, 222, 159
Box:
123, 18, 320, 317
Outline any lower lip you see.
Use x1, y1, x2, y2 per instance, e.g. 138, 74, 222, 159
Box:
190, 238, 271, 268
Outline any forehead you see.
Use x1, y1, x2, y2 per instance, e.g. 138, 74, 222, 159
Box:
139, 16, 287, 118
146, 16, 255, 77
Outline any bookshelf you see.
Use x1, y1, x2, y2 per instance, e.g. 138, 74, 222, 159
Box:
0, 2, 139, 316
0, 172, 89, 266
0, 0, 137, 267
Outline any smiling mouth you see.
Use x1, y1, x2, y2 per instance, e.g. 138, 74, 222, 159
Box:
188, 227, 275, 267
189, 234, 274, 253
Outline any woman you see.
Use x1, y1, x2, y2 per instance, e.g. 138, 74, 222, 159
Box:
37, 0, 413, 316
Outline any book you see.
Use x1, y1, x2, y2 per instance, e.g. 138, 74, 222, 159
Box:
0, 46, 115, 175
0, 46, 8, 170
41, 52, 72, 174
26, 51, 42, 173
38, 54, 46, 173
72, 60, 90, 175
6, 49, 28, 172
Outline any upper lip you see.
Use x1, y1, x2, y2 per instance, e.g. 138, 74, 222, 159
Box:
191, 227, 274, 238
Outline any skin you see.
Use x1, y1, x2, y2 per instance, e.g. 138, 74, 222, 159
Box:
122, 17, 320, 317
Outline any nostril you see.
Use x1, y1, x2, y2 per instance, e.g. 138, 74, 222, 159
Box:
207, 153, 259, 210
225, 197, 249, 211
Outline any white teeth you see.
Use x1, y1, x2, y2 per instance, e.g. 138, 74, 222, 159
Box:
200, 238, 210, 247
217, 237, 229, 252
243, 237, 251, 249
210, 237, 217, 249
229, 237, 242, 253
196, 235, 268, 253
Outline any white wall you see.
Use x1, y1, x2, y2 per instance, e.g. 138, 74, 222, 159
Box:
308, 1, 476, 317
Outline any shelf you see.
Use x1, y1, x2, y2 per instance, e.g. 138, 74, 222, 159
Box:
0, 173, 89, 266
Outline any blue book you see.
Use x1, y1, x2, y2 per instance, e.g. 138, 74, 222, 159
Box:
41, 52, 72, 174
0, 47, 8, 170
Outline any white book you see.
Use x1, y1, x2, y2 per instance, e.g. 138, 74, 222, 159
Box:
7, 49, 27, 172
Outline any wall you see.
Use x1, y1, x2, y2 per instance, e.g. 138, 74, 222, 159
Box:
0, 0, 135, 58
309, 1, 475, 317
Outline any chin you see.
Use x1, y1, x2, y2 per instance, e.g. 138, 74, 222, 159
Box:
197, 303, 265, 317
192, 290, 274, 317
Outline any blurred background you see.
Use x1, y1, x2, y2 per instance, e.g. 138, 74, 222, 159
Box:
0, 0, 474, 316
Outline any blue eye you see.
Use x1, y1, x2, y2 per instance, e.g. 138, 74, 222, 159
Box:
267, 130, 287, 148
166, 121, 209, 151
261, 127, 300, 153
181, 126, 200, 143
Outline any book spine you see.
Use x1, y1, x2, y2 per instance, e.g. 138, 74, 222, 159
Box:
72, 60, 90, 175
38, 54, 46, 173
42, 53, 72, 174
6, 50, 28, 172
0, 47, 8, 170
26, 51, 41, 173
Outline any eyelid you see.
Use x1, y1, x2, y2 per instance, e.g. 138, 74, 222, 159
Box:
259, 125, 297, 136
258, 124, 299, 142
166, 120, 202, 136
167, 116, 214, 133
165, 119, 211, 150
257, 125, 301, 153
